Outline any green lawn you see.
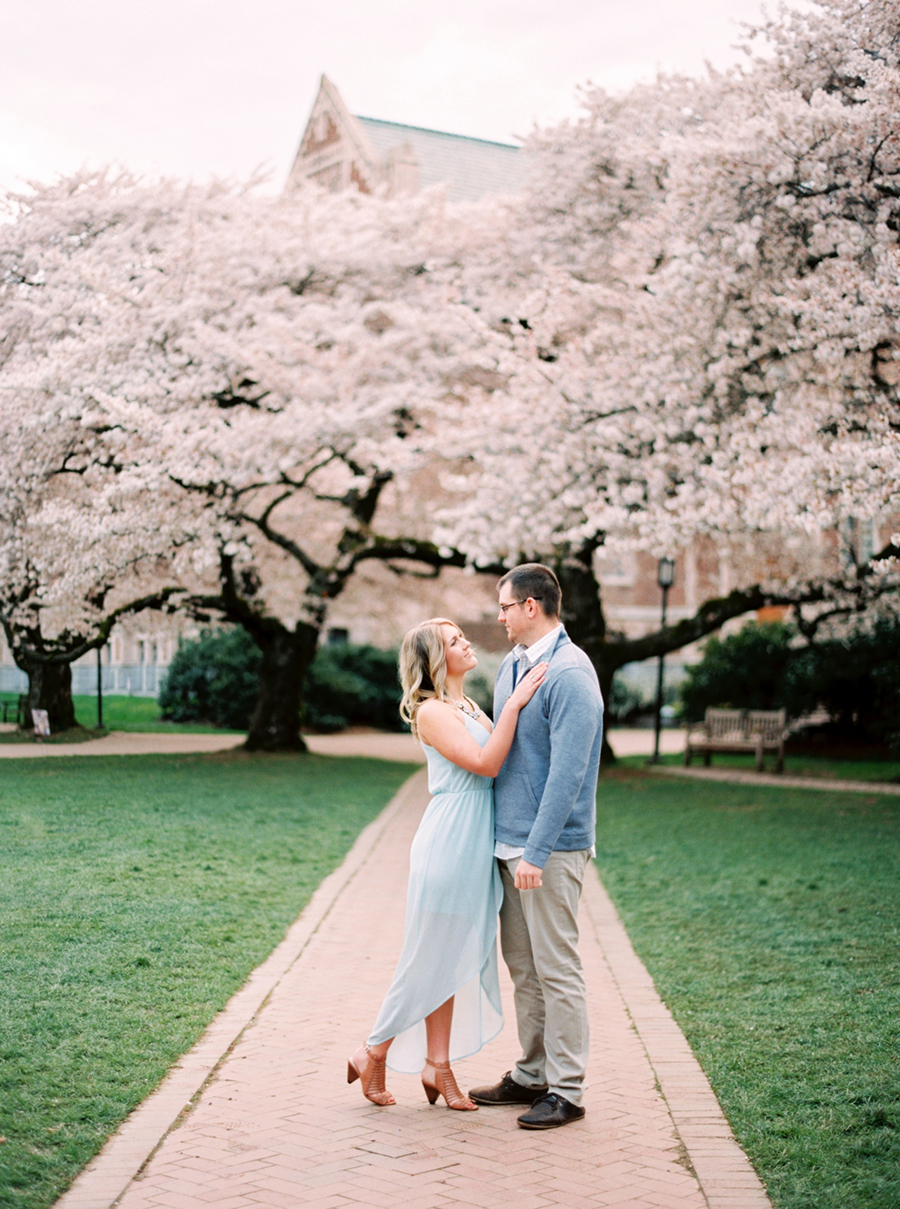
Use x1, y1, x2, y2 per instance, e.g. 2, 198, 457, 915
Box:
0, 694, 239, 741
0, 752, 416, 1209
595, 768, 900, 1209
72, 693, 237, 733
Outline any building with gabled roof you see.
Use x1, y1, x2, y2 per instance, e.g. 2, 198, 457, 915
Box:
287, 75, 524, 202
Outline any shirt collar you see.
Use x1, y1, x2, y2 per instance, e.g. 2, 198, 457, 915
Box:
513, 624, 563, 667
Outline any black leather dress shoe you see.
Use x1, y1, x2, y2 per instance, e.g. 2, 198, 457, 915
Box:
517, 1092, 586, 1129
468, 1071, 548, 1106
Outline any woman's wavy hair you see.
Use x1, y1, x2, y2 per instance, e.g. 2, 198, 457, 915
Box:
399, 618, 459, 738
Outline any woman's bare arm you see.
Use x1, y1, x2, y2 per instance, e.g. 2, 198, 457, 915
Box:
416, 662, 548, 777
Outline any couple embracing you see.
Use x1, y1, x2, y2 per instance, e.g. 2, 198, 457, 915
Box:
348, 563, 604, 1130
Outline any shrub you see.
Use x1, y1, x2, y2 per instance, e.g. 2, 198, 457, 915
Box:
159, 633, 405, 733
608, 674, 650, 724
680, 617, 900, 753
460, 667, 495, 718
304, 643, 402, 731
790, 619, 900, 753
158, 628, 261, 729
680, 622, 802, 722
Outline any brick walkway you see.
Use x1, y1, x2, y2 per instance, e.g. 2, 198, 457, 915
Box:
0, 732, 243, 758
55, 769, 770, 1209
648, 763, 900, 795
0, 725, 683, 761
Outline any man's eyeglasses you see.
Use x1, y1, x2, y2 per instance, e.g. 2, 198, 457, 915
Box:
499, 598, 537, 614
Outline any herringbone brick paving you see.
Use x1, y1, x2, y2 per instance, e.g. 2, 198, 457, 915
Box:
55, 765, 771, 1209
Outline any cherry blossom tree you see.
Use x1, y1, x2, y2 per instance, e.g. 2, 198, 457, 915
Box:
0, 187, 207, 729
0, 173, 512, 745
0, 440, 199, 732
431, 0, 900, 713
4, 0, 898, 748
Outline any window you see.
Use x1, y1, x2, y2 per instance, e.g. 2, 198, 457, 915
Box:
842, 518, 876, 566
596, 550, 637, 587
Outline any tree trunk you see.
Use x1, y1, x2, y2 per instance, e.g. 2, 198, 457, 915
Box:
554, 546, 618, 766
23, 660, 78, 733
244, 624, 318, 752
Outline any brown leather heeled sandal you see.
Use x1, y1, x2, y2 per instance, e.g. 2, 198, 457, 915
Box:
347, 1044, 395, 1106
421, 1058, 478, 1110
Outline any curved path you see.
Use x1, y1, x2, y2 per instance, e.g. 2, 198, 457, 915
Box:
0, 731, 244, 758
53, 761, 771, 1209
7, 725, 894, 796
0, 725, 684, 761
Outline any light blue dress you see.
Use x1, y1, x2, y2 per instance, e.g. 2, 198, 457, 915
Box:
368, 712, 504, 1073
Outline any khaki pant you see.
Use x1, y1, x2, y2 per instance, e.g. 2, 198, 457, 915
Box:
498, 850, 591, 1105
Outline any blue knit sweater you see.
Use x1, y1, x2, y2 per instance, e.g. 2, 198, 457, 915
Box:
493, 629, 604, 868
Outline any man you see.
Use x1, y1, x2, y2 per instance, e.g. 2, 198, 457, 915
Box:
469, 563, 604, 1129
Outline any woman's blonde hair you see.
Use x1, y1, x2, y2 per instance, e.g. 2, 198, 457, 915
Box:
399, 617, 459, 738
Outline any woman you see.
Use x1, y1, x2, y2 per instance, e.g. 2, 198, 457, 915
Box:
348, 617, 547, 1110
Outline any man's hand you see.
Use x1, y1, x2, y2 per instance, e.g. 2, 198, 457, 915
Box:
514, 859, 543, 890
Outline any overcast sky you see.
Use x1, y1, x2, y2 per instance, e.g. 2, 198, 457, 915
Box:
1, 0, 772, 192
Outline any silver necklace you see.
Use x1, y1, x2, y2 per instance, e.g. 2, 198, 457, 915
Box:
451, 696, 481, 720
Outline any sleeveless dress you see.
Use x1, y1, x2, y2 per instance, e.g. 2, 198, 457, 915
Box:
367, 712, 504, 1073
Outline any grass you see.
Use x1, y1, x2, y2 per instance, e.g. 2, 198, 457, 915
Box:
73, 693, 239, 733
595, 767, 900, 1209
0, 694, 239, 741
0, 751, 417, 1209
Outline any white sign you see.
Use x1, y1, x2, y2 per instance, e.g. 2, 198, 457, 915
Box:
32, 709, 50, 737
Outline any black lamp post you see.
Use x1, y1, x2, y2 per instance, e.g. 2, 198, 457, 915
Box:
96, 645, 104, 730
651, 557, 675, 764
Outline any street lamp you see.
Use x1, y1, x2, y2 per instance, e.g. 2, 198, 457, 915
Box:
651, 557, 675, 764
96, 644, 104, 730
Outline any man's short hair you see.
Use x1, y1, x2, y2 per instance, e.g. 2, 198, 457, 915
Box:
498, 563, 561, 618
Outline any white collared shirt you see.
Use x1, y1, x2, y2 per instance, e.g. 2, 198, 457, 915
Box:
512, 623, 563, 670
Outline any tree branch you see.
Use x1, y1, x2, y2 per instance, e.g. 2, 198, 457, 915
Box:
2, 586, 188, 669
345, 534, 506, 578
237, 512, 322, 580
600, 542, 900, 671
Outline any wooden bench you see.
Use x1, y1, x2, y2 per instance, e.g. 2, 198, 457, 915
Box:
684, 707, 786, 773
0, 696, 27, 727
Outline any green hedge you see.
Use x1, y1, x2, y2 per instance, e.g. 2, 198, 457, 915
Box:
680, 622, 802, 719
158, 630, 402, 732
303, 642, 402, 731
680, 618, 900, 752
158, 629, 261, 729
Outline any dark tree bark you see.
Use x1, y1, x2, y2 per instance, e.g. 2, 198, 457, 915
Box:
596, 541, 900, 675
0, 604, 84, 734
189, 428, 900, 757
1, 588, 182, 736
20, 658, 77, 732
244, 623, 318, 752
554, 542, 618, 766
218, 542, 477, 753
188, 552, 324, 753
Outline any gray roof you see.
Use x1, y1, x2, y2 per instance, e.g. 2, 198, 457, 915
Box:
356, 117, 525, 203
